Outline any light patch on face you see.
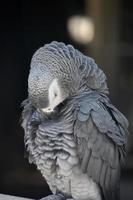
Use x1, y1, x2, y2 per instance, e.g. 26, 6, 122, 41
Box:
42, 79, 63, 113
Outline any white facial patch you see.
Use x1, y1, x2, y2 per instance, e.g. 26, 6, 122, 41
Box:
42, 79, 63, 113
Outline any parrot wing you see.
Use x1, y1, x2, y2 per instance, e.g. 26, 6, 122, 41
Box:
21, 99, 42, 163
74, 92, 128, 200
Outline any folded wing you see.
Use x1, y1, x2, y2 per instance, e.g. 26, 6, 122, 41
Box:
74, 92, 128, 200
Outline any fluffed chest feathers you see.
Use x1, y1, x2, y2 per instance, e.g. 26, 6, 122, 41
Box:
30, 107, 80, 195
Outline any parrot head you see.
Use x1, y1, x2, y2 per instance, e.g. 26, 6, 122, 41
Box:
28, 42, 81, 113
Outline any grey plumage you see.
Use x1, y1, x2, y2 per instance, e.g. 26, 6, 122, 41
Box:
21, 41, 128, 200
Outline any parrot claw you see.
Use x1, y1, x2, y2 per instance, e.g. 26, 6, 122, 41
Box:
39, 194, 66, 200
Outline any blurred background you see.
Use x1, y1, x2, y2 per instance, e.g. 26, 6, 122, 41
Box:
0, 0, 133, 199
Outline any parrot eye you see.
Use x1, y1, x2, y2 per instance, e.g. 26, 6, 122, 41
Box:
54, 92, 57, 98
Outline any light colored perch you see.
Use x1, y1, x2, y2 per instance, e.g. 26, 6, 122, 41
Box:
0, 194, 33, 200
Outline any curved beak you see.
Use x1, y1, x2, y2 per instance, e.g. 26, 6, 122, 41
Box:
41, 107, 54, 113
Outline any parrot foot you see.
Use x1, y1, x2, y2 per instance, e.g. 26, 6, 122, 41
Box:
39, 194, 66, 200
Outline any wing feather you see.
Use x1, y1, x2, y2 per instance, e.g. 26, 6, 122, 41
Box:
81, 148, 91, 172
74, 92, 128, 200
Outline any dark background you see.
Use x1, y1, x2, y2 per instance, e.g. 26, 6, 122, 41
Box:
0, 0, 133, 199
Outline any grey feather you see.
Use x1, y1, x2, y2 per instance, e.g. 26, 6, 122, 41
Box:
81, 148, 91, 172
77, 111, 89, 122
105, 166, 111, 189
99, 162, 107, 187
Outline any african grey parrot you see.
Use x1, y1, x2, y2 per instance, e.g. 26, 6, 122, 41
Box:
21, 41, 128, 200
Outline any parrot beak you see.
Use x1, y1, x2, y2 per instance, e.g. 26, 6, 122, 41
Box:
41, 106, 60, 119
41, 107, 54, 113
